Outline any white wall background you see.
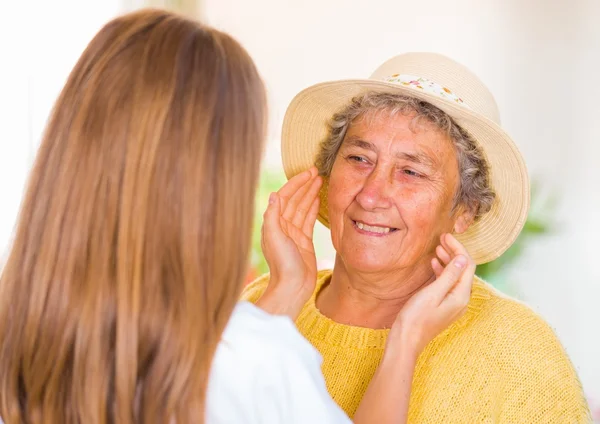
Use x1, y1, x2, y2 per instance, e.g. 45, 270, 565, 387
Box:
203, 0, 600, 404
0, 0, 124, 256
0, 0, 598, 412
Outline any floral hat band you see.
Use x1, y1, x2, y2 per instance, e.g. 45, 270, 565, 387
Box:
380, 74, 470, 109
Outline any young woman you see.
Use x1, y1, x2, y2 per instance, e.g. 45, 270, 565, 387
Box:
0, 9, 473, 424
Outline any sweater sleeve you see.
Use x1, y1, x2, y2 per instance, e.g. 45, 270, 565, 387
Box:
240, 273, 270, 303
497, 302, 592, 423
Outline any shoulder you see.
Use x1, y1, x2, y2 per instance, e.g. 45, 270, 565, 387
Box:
208, 301, 350, 424
472, 278, 568, 350
219, 301, 319, 363
472, 278, 573, 360
469, 279, 591, 421
207, 302, 319, 421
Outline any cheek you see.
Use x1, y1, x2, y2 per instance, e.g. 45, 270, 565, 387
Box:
327, 162, 361, 213
395, 185, 453, 228
327, 162, 362, 246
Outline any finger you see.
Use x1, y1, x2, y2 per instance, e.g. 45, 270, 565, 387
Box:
444, 232, 476, 277
442, 233, 470, 259
278, 167, 315, 198
431, 257, 444, 278
446, 257, 475, 302
261, 193, 284, 261
263, 192, 283, 235
435, 244, 451, 266
302, 195, 320, 238
282, 173, 317, 222
292, 176, 322, 228
286, 224, 313, 251
277, 168, 315, 211
439, 232, 451, 254
440, 276, 473, 316
429, 255, 468, 304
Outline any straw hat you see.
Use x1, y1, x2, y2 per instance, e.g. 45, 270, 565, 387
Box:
281, 52, 529, 265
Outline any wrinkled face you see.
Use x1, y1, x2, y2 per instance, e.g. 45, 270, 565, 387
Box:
327, 110, 469, 274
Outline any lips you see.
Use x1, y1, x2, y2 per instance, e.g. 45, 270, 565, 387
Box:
353, 220, 399, 234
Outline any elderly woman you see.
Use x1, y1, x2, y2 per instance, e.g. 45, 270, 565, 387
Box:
245, 52, 591, 422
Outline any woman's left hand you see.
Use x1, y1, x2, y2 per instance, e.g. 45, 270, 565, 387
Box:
388, 233, 476, 357
355, 234, 475, 424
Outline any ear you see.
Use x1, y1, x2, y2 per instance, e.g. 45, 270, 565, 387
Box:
453, 205, 476, 234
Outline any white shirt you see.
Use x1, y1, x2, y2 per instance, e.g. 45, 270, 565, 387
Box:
206, 301, 352, 424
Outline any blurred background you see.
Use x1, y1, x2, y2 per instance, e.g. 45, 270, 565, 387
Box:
1, 0, 598, 418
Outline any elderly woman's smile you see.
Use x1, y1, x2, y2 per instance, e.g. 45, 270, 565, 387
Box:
327, 110, 468, 274
352, 220, 398, 235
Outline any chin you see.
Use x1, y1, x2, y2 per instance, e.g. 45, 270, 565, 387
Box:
338, 249, 395, 274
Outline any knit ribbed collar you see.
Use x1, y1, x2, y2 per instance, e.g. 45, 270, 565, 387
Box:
297, 269, 492, 350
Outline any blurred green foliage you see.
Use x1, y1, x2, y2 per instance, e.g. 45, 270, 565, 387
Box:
249, 169, 288, 278
475, 181, 556, 293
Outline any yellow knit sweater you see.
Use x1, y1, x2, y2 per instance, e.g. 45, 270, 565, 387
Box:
242, 270, 592, 423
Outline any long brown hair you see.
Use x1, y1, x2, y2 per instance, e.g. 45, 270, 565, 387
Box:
0, 9, 266, 423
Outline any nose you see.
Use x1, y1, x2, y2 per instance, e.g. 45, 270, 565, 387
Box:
355, 167, 393, 211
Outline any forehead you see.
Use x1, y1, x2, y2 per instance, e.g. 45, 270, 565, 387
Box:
347, 109, 448, 141
343, 109, 455, 159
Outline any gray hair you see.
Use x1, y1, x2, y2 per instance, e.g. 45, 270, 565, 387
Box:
315, 91, 496, 220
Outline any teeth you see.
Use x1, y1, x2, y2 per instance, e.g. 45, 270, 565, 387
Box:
356, 222, 391, 234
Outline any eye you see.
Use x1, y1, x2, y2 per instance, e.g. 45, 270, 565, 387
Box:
348, 155, 369, 164
403, 169, 421, 177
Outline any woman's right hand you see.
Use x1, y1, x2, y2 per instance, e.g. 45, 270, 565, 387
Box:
256, 167, 322, 319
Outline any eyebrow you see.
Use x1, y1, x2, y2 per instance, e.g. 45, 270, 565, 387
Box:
343, 136, 435, 167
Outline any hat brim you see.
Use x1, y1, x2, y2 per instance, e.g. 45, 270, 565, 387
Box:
281, 79, 530, 265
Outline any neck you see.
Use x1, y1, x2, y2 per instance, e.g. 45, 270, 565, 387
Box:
316, 254, 436, 329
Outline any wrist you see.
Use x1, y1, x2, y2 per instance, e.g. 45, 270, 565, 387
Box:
256, 278, 312, 320
384, 326, 422, 363
375, 337, 418, 391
